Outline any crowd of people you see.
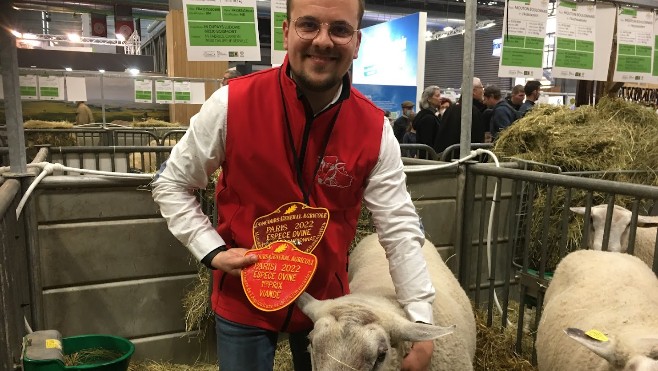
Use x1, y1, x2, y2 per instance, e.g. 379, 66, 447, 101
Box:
394, 79, 542, 158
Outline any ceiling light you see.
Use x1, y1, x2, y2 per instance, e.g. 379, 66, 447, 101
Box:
128, 68, 140, 75
443, 26, 453, 32
116, 33, 126, 41
22, 33, 37, 39
10, 30, 22, 38
98, 69, 105, 73
65, 67, 72, 71
67, 33, 81, 42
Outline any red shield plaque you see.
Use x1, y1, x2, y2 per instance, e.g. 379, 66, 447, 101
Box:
252, 202, 329, 253
242, 241, 318, 312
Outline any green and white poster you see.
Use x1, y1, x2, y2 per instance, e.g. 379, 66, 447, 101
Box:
183, 0, 261, 61
498, 0, 548, 79
270, 0, 287, 66
174, 81, 191, 103
155, 80, 174, 104
653, 13, 658, 81
552, 1, 598, 80
19, 75, 38, 100
38, 76, 65, 101
613, 8, 654, 83
134, 79, 153, 103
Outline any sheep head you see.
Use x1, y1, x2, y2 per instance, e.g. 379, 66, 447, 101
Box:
297, 292, 455, 371
570, 205, 658, 253
565, 328, 658, 371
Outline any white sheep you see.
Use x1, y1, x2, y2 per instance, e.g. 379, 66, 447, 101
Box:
571, 205, 658, 267
128, 139, 176, 173
536, 249, 658, 371
296, 234, 476, 371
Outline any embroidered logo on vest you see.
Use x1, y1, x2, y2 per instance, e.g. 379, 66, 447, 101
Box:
317, 156, 353, 188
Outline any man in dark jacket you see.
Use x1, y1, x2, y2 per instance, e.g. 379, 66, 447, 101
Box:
434, 77, 486, 155
484, 85, 519, 140
393, 100, 415, 143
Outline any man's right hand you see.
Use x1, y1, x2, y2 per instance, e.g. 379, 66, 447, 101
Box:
211, 247, 258, 276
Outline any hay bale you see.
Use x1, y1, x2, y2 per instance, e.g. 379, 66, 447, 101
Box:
23, 120, 77, 147
494, 98, 658, 271
132, 119, 180, 128
65, 348, 123, 366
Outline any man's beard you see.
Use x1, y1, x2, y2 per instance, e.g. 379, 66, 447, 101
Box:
292, 66, 342, 93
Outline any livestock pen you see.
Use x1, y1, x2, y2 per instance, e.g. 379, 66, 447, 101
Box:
2, 140, 658, 369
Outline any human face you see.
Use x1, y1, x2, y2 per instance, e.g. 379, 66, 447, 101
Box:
473, 83, 484, 102
511, 91, 525, 105
283, 0, 361, 93
428, 90, 441, 108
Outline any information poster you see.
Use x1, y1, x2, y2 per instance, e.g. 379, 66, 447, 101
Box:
38, 76, 65, 101
174, 81, 192, 103
19, 75, 38, 100
553, 1, 598, 80
65, 77, 87, 102
613, 8, 654, 83
155, 79, 174, 104
183, 0, 261, 61
134, 79, 153, 103
653, 13, 658, 80
270, 0, 286, 65
498, 0, 548, 79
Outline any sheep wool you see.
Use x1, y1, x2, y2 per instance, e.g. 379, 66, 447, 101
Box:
298, 233, 476, 371
536, 250, 658, 371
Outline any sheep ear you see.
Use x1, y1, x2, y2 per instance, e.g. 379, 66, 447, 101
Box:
570, 207, 586, 215
391, 320, 455, 343
636, 215, 658, 227
296, 292, 324, 322
565, 328, 617, 364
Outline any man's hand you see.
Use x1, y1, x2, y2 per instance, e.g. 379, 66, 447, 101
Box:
210, 247, 257, 276
401, 340, 433, 371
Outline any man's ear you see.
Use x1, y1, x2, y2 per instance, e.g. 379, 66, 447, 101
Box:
283, 18, 290, 51
352, 30, 361, 60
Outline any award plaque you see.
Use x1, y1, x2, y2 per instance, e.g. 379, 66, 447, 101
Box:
252, 202, 330, 253
241, 241, 318, 312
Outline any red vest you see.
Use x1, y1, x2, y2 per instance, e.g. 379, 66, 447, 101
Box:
211, 57, 383, 332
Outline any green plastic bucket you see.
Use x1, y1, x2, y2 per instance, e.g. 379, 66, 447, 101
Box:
23, 334, 134, 371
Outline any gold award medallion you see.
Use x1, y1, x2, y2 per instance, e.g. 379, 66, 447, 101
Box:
252, 202, 329, 253
241, 241, 318, 312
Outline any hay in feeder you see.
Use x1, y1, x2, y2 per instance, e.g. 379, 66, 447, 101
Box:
474, 301, 536, 371
23, 120, 77, 147
182, 262, 214, 338
64, 348, 123, 366
494, 98, 658, 271
132, 119, 181, 128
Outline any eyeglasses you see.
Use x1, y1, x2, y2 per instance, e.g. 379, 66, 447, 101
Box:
292, 17, 358, 45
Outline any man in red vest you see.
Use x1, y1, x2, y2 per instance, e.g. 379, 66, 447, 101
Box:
152, 0, 435, 369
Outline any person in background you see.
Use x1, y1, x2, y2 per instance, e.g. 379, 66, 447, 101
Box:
384, 110, 393, 126
412, 85, 441, 159
393, 100, 415, 143
151, 0, 436, 369
437, 97, 452, 121
75, 101, 94, 126
401, 111, 417, 158
434, 77, 485, 155
484, 85, 519, 140
221, 69, 242, 87
518, 80, 541, 117
506, 84, 525, 111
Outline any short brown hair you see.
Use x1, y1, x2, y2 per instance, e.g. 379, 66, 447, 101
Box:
483, 85, 502, 100
286, 0, 366, 28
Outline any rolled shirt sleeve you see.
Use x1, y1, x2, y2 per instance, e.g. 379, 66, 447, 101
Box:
363, 118, 436, 325
151, 87, 229, 261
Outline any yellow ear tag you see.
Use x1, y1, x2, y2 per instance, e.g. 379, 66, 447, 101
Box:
585, 329, 608, 342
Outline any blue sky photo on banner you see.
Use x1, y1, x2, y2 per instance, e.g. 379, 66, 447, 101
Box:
353, 12, 427, 118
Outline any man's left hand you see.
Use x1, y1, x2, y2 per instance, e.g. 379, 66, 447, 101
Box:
400, 340, 433, 371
